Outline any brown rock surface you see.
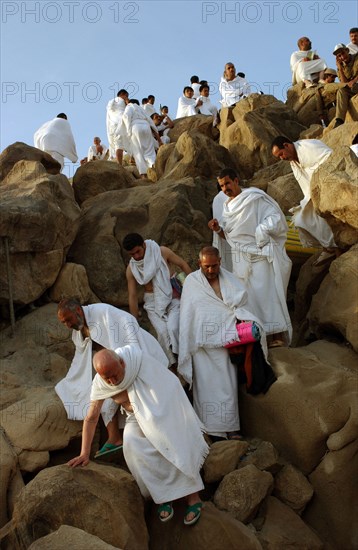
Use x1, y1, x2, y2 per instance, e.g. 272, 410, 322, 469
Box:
6, 464, 148, 549
203, 440, 249, 483
0, 141, 61, 181
273, 464, 314, 514
238, 441, 280, 473
167, 114, 218, 142
238, 341, 357, 548
72, 160, 137, 206
214, 464, 273, 523
257, 496, 323, 549
0, 160, 80, 306
158, 131, 234, 181
0, 430, 24, 528
266, 173, 303, 215
147, 501, 262, 550
311, 129, 358, 247
28, 525, 122, 549
308, 247, 358, 352
219, 94, 305, 179
68, 178, 212, 305
49, 262, 100, 304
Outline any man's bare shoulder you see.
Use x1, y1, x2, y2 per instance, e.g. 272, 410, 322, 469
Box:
160, 245, 172, 259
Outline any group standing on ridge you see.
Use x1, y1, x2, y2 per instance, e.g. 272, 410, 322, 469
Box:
32, 28, 356, 529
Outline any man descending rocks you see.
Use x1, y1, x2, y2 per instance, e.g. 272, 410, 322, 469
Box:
123, 233, 192, 366
178, 246, 269, 441
271, 136, 340, 265
68, 346, 208, 526
208, 168, 292, 347
56, 299, 168, 458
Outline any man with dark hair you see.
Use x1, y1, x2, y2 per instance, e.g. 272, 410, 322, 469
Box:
176, 87, 202, 118
208, 169, 292, 347
123, 233, 191, 366
34, 113, 78, 171
190, 75, 201, 98
271, 136, 339, 265
106, 89, 129, 164
348, 27, 358, 55
332, 43, 358, 128
144, 94, 156, 116
198, 84, 218, 126
55, 299, 168, 458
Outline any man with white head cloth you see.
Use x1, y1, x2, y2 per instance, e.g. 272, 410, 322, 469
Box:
34, 113, 78, 171
68, 346, 208, 526
123, 233, 192, 366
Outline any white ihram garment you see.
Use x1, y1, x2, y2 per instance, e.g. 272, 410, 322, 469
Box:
219, 75, 251, 107
289, 140, 335, 248
290, 50, 327, 84
212, 191, 233, 272
222, 188, 292, 341
129, 240, 179, 365
55, 304, 168, 426
176, 96, 200, 118
178, 269, 267, 436
91, 345, 208, 502
34, 117, 78, 170
106, 97, 128, 158
123, 103, 157, 174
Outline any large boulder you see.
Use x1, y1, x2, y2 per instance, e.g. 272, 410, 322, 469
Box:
48, 262, 100, 304
311, 125, 358, 248
203, 440, 249, 483
167, 114, 218, 142
0, 161, 80, 307
308, 247, 358, 352
238, 341, 358, 548
0, 304, 82, 473
0, 431, 24, 528
68, 178, 212, 305
257, 496, 323, 549
72, 161, 137, 206
147, 501, 262, 550
219, 94, 306, 179
28, 525, 121, 549
158, 131, 234, 181
4, 464, 148, 550
0, 142, 61, 181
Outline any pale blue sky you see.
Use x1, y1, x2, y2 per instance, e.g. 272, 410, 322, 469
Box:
1, 0, 357, 176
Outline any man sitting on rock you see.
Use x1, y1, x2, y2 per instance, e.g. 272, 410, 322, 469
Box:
198, 84, 219, 126
34, 113, 78, 171
178, 246, 270, 442
56, 299, 168, 458
332, 43, 358, 128
208, 168, 292, 348
219, 62, 251, 107
68, 346, 208, 526
290, 37, 326, 88
176, 87, 203, 118
87, 136, 108, 161
271, 136, 340, 265
123, 233, 192, 367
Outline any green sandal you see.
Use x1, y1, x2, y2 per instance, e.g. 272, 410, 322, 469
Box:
157, 502, 174, 523
184, 502, 203, 526
94, 442, 123, 459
